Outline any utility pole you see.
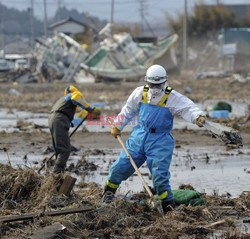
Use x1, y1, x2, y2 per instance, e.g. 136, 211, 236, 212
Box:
58, 0, 62, 10
183, 0, 188, 68
43, 0, 48, 38
139, 0, 145, 36
0, 0, 5, 56
56, 0, 62, 21
110, 0, 114, 35
110, 0, 114, 24
30, 0, 34, 47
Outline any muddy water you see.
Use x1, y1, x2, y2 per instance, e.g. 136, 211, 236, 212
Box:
0, 108, 49, 133
1, 100, 248, 133
78, 148, 250, 197
1, 146, 249, 198
1, 107, 249, 197
0, 108, 199, 132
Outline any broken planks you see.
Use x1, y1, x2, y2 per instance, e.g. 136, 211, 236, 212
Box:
0, 207, 94, 223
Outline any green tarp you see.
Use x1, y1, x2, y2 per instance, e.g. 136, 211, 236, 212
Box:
212, 101, 232, 112
172, 189, 205, 206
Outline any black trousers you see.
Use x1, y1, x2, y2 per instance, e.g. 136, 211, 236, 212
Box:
48, 112, 71, 172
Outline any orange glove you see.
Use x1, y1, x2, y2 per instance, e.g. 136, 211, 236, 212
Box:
111, 125, 121, 138
196, 115, 206, 127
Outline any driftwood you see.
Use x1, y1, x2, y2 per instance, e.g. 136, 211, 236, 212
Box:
32, 223, 66, 239
205, 219, 226, 228
0, 207, 93, 223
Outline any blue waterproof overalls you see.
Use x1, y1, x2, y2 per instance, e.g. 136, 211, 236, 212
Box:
108, 85, 174, 201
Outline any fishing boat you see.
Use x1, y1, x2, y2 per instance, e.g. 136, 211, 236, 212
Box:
80, 24, 179, 82
35, 24, 178, 83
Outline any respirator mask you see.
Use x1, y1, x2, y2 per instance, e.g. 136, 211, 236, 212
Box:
148, 82, 165, 96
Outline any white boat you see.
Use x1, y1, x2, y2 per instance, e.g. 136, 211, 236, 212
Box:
80, 24, 179, 81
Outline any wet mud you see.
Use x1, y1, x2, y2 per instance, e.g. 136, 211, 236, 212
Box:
1, 80, 250, 238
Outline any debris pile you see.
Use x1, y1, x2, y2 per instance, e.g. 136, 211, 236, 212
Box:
0, 163, 249, 238
34, 33, 88, 83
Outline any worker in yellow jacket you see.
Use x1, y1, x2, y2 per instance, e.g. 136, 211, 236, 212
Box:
48, 85, 101, 173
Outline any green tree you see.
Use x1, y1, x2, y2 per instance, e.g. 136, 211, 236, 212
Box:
166, 2, 238, 37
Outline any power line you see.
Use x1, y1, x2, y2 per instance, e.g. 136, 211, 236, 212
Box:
139, 0, 146, 35
1, 0, 160, 5
0, 0, 6, 53
0, 0, 173, 26
111, 0, 114, 24
183, 0, 188, 67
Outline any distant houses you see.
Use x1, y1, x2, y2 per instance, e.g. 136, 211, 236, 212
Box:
49, 17, 97, 37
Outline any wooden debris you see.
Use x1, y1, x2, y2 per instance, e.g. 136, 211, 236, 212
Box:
0, 207, 93, 223
58, 175, 77, 196
206, 219, 226, 228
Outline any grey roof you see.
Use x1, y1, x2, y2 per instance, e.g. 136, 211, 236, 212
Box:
49, 17, 90, 29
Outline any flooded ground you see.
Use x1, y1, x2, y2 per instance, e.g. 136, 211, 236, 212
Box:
1, 100, 249, 198
0, 107, 201, 132
1, 127, 250, 198
0, 80, 250, 238
74, 146, 250, 197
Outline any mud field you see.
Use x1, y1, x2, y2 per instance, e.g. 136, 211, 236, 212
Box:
0, 74, 250, 238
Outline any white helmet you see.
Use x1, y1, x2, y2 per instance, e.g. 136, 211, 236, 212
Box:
145, 64, 168, 84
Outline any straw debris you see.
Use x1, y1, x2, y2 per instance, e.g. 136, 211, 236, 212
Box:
0, 163, 249, 239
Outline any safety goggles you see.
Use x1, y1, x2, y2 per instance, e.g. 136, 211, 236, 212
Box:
145, 76, 166, 82
147, 82, 165, 89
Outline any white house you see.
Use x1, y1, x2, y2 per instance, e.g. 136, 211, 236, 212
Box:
49, 17, 89, 36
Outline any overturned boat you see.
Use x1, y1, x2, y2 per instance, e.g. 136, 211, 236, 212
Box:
34, 24, 178, 83
80, 24, 179, 82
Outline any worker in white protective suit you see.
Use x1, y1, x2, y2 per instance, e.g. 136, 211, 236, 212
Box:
102, 64, 206, 214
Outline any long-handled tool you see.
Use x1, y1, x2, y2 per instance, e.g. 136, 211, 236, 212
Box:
37, 117, 87, 174
204, 120, 243, 147
116, 135, 157, 208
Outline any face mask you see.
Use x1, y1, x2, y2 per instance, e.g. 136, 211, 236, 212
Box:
149, 88, 163, 96
148, 82, 165, 96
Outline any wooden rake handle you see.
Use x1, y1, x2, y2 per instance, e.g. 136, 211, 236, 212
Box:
116, 135, 154, 200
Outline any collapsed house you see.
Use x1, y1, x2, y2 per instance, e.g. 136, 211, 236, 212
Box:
34, 32, 89, 82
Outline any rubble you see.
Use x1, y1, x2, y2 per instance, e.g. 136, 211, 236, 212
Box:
195, 70, 229, 80
0, 163, 249, 238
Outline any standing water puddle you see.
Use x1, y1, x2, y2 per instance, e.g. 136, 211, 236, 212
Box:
1, 147, 250, 198
76, 148, 250, 197
0, 108, 203, 133
1, 108, 249, 196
